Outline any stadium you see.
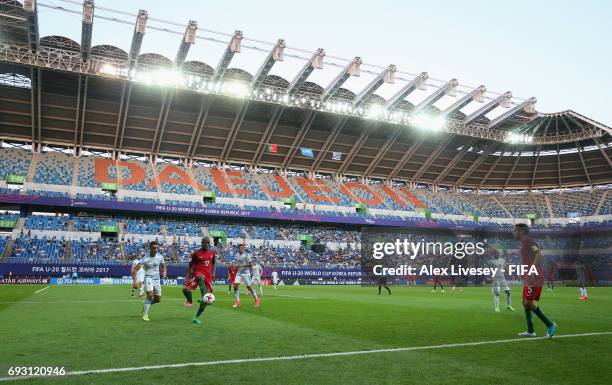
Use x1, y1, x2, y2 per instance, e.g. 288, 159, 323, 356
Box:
0, 0, 611, 384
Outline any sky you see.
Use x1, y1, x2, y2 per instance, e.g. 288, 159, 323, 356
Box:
36, 0, 612, 126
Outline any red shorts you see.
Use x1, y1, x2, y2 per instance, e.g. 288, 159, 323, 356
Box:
433, 276, 442, 283
522, 285, 542, 301
229, 273, 237, 283
183, 275, 213, 293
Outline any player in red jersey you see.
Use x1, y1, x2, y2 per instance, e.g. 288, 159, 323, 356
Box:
431, 273, 444, 293
513, 224, 557, 338
182, 236, 217, 325
407, 273, 416, 288
228, 263, 238, 294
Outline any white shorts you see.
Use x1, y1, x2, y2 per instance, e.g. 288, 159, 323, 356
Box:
492, 277, 510, 293
144, 276, 162, 296
251, 275, 262, 285
136, 275, 145, 285
272, 278, 278, 285
234, 271, 252, 286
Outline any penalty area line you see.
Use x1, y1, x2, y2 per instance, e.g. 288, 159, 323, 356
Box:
1, 331, 611, 381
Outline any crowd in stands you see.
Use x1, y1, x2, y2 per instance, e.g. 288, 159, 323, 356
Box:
71, 238, 122, 263
1, 212, 610, 279
24, 214, 68, 231
33, 152, 73, 185
1, 147, 611, 221
9, 236, 66, 263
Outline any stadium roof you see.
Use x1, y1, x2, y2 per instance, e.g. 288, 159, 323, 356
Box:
0, 0, 611, 190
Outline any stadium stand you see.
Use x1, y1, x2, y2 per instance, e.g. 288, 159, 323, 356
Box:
9, 236, 66, 263
156, 163, 198, 195
118, 159, 157, 192
33, 151, 73, 185
24, 215, 69, 231
0, 147, 31, 181
78, 156, 116, 188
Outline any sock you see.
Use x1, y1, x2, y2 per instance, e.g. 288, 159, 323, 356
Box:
139, 288, 144, 296
183, 289, 192, 303
260, 286, 263, 295
378, 286, 382, 294
131, 288, 136, 295
197, 276, 207, 297
440, 284, 444, 290
196, 301, 207, 317
505, 290, 512, 307
143, 299, 151, 316
525, 309, 534, 333
533, 306, 553, 327
249, 287, 258, 300
583, 288, 587, 297
228, 285, 232, 292
494, 295, 500, 309
385, 286, 391, 294
234, 287, 239, 301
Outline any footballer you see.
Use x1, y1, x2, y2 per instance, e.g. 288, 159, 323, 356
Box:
488, 246, 514, 312
513, 224, 557, 338
232, 243, 260, 308
130, 256, 145, 297
182, 236, 217, 324
132, 241, 167, 322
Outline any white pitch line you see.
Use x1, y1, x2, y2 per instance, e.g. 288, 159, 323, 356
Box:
33, 286, 49, 294
1, 331, 610, 382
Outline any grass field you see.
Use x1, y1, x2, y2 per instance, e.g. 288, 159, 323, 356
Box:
0, 284, 611, 384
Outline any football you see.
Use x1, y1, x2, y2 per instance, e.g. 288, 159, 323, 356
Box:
203, 293, 216, 304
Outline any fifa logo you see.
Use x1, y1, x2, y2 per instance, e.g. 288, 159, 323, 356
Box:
508, 265, 539, 276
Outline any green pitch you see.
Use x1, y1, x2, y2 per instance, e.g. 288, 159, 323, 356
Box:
1, 285, 611, 384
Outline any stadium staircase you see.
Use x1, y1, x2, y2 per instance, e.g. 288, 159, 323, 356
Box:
286, 178, 309, 207
63, 220, 75, 261
118, 222, 127, 259
241, 228, 251, 241
544, 195, 554, 218
71, 156, 79, 189
595, 190, 608, 215
186, 167, 201, 194
25, 152, 39, 182
492, 196, 513, 218
0, 239, 15, 261
253, 173, 275, 201
150, 160, 165, 203
64, 239, 72, 263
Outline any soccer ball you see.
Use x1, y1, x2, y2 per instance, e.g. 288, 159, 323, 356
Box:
203, 293, 215, 304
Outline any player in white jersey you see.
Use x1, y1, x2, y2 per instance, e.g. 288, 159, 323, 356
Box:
271, 269, 279, 291
130, 257, 145, 297
489, 247, 514, 312
232, 244, 260, 308
251, 261, 264, 295
132, 241, 167, 321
